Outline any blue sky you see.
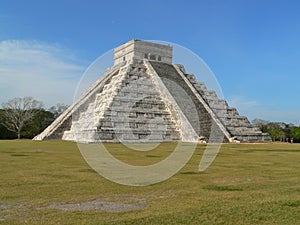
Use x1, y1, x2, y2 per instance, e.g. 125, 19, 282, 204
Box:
0, 0, 299, 124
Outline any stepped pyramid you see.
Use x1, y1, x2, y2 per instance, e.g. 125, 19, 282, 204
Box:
34, 40, 271, 143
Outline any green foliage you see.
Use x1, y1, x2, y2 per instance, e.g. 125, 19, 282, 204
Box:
48, 103, 68, 118
0, 97, 43, 139
291, 127, 300, 142
0, 108, 55, 139
252, 119, 300, 142
0, 98, 68, 139
0, 121, 16, 139
267, 123, 285, 141
22, 109, 55, 138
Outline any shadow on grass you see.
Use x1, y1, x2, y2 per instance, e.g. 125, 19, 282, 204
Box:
203, 185, 243, 192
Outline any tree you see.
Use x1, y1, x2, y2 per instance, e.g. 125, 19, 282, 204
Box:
268, 124, 285, 141
49, 103, 68, 118
0, 111, 16, 139
1, 97, 43, 139
252, 118, 300, 142
22, 109, 55, 139
252, 119, 269, 133
291, 127, 300, 142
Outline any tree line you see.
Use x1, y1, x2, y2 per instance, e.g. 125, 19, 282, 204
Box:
252, 119, 300, 143
0, 97, 299, 142
0, 97, 67, 139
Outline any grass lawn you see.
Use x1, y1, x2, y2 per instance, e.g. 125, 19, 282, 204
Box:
0, 140, 299, 224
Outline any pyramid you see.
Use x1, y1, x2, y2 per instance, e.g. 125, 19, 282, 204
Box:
33, 40, 271, 143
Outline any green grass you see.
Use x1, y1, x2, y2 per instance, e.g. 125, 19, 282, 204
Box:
0, 140, 300, 224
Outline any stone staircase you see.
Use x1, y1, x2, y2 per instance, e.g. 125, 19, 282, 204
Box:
181, 68, 271, 142
33, 62, 126, 140
62, 60, 181, 142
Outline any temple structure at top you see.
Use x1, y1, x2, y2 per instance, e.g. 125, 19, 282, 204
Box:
114, 40, 172, 65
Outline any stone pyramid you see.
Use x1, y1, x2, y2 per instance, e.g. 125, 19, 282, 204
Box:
33, 40, 271, 143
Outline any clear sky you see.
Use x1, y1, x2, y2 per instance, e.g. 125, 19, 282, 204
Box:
0, 0, 299, 125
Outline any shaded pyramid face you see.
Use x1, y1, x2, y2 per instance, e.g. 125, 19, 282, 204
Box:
34, 40, 271, 143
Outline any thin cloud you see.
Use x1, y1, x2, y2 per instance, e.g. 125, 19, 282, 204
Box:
228, 95, 268, 120
228, 95, 300, 125
228, 95, 258, 108
0, 40, 86, 107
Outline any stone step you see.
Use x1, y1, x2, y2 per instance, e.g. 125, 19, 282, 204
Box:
64, 131, 181, 142
101, 108, 172, 116
96, 128, 181, 136
97, 117, 177, 125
